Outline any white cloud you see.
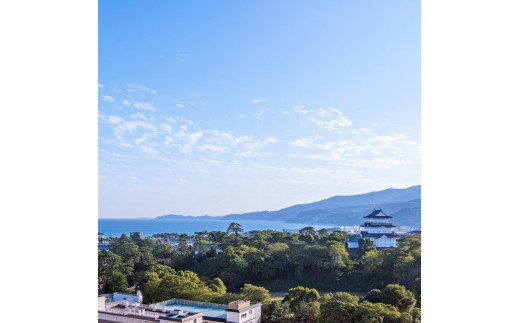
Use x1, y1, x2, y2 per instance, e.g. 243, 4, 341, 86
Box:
188, 132, 203, 145
102, 95, 114, 103
252, 109, 266, 119
263, 136, 277, 144
359, 128, 374, 135
164, 136, 174, 146
104, 118, 156, 140
252, 99, 263, 104
176, 103, 185, 108
133, 102, 157, 112
139, 145, 159, 154
180, 144, 193, 155
131, 113, 147, 120
162, 116, 177, 124
285, 129, 420, 170
180, 118, 194, 125
205, 130, 250, 147
198, 144, 229, 153
234, 140, 266, 157
125, 83, 155, 93
124, 120, 156, 133
314, 140, 370, 157
238, 114, 246, 118
234, 150, 272, 158
371, 134, 408, 142
343, 157, 416, 169
294, 106, 352, 133
122, 100, 131, 106
174, 126, 187, 138
288, 137, 313, 148
119, 142, 134, 148
160, 123, 173, 133
105, 115, 123, 124
399, 140, 420, 146
134, 134, 151, 145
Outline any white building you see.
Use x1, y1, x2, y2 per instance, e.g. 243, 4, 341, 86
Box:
99, 293, 261, 323
329, 226, 360, 234
225, 300, 261, 323
98, 242, 110, 252
348, 209, 399, 249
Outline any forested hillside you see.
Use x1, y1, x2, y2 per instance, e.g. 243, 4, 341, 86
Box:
99, 223, 421, 322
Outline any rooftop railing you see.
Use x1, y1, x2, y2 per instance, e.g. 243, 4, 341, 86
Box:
114, 292, 137, 296
362, 222, 394, 226
101, 306, 161, 319
157, 298, 228, 310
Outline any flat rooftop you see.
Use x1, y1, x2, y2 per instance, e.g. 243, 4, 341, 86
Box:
101, 303, 208, 322
164, 303, 226, 319
100, 304, 161, 321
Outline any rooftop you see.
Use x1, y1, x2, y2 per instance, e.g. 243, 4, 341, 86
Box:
157, 298, 228, 319
100, 301, 225, 322
348, 235, 360, 242
363, 209, 393, 219
100, 303, 162, 321
361, 232, 400, 239
361, 222, 396, 227
100, 295, 261, 322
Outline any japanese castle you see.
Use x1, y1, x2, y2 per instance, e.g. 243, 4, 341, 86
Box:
348, 209, 399, 248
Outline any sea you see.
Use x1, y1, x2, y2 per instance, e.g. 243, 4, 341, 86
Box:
98, 218, 332, 237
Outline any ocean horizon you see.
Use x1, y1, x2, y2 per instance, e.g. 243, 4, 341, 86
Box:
98, 218, 332, 237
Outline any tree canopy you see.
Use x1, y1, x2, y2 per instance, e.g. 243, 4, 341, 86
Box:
99, 226, 421, 322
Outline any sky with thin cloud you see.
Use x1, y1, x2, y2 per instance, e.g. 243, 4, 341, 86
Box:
99, 1, 420, 218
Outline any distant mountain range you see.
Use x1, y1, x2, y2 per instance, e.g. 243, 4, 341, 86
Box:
156, 185, 421, 227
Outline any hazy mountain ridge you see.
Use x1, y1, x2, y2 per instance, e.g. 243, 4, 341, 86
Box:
156, 185, 421, 226
156, 214, 216, 220
285, 199, 421, 226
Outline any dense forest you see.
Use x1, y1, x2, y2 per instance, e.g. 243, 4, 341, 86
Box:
98, 223, 421, 322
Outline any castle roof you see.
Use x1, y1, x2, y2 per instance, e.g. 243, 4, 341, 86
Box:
363, 209, 393, 219
347, 235, 360, 242
361, 222, 396, 228
361, 232, 400, 239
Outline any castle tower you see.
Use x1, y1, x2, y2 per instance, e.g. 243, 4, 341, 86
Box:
359, 209, 399, 248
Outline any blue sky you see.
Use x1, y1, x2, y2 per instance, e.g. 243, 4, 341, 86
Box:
99, 0, 420, 218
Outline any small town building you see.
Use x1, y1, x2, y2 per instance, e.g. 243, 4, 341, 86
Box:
348, 209, 399, 249
404, 229, 421, 235
99, 292, 261, 323
130, 232, 143, 240
329, 226, 360, 234
98, 242, 110, 252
